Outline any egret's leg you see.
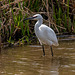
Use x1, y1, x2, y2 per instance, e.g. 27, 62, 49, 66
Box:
50, 46, 53, 57
42, 45, 45, 56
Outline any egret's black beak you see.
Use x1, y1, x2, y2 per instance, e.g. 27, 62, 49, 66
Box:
23, 16, 37, 22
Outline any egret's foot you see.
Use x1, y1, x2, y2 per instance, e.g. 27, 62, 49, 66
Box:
40, 55, 45, 58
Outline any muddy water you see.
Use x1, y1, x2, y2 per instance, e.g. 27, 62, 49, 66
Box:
0, 41, 75, 75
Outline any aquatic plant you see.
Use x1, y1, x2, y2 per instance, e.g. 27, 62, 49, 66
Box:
0, 0, 75, 47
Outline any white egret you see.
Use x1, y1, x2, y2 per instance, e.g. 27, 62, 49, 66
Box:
23, 14, 59, 56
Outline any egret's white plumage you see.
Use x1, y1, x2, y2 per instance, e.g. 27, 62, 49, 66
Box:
24, 14, 59, 56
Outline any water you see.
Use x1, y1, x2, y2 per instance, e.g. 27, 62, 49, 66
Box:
0, 41, 75, 75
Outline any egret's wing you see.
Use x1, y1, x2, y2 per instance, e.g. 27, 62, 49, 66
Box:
40, 25, 59, 46
47, 28, 58, 42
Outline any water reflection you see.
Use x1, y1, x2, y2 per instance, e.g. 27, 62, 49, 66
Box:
0, 41, 75, 75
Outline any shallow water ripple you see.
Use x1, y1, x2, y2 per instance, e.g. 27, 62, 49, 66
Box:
0, 41, 75, 75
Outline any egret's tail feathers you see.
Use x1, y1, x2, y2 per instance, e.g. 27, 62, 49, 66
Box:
53, 43, 59, 46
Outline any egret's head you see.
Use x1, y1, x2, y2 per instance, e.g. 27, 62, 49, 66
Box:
33, 14, 43, 20
23, 14, 43, 21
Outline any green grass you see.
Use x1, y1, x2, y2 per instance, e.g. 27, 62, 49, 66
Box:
0, 0, 75, 46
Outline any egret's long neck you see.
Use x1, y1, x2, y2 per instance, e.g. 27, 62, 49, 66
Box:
34, 19, 43, 32
37, 19, 43, 26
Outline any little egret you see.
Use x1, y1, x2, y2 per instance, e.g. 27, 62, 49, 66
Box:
23, 14, 59, 56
